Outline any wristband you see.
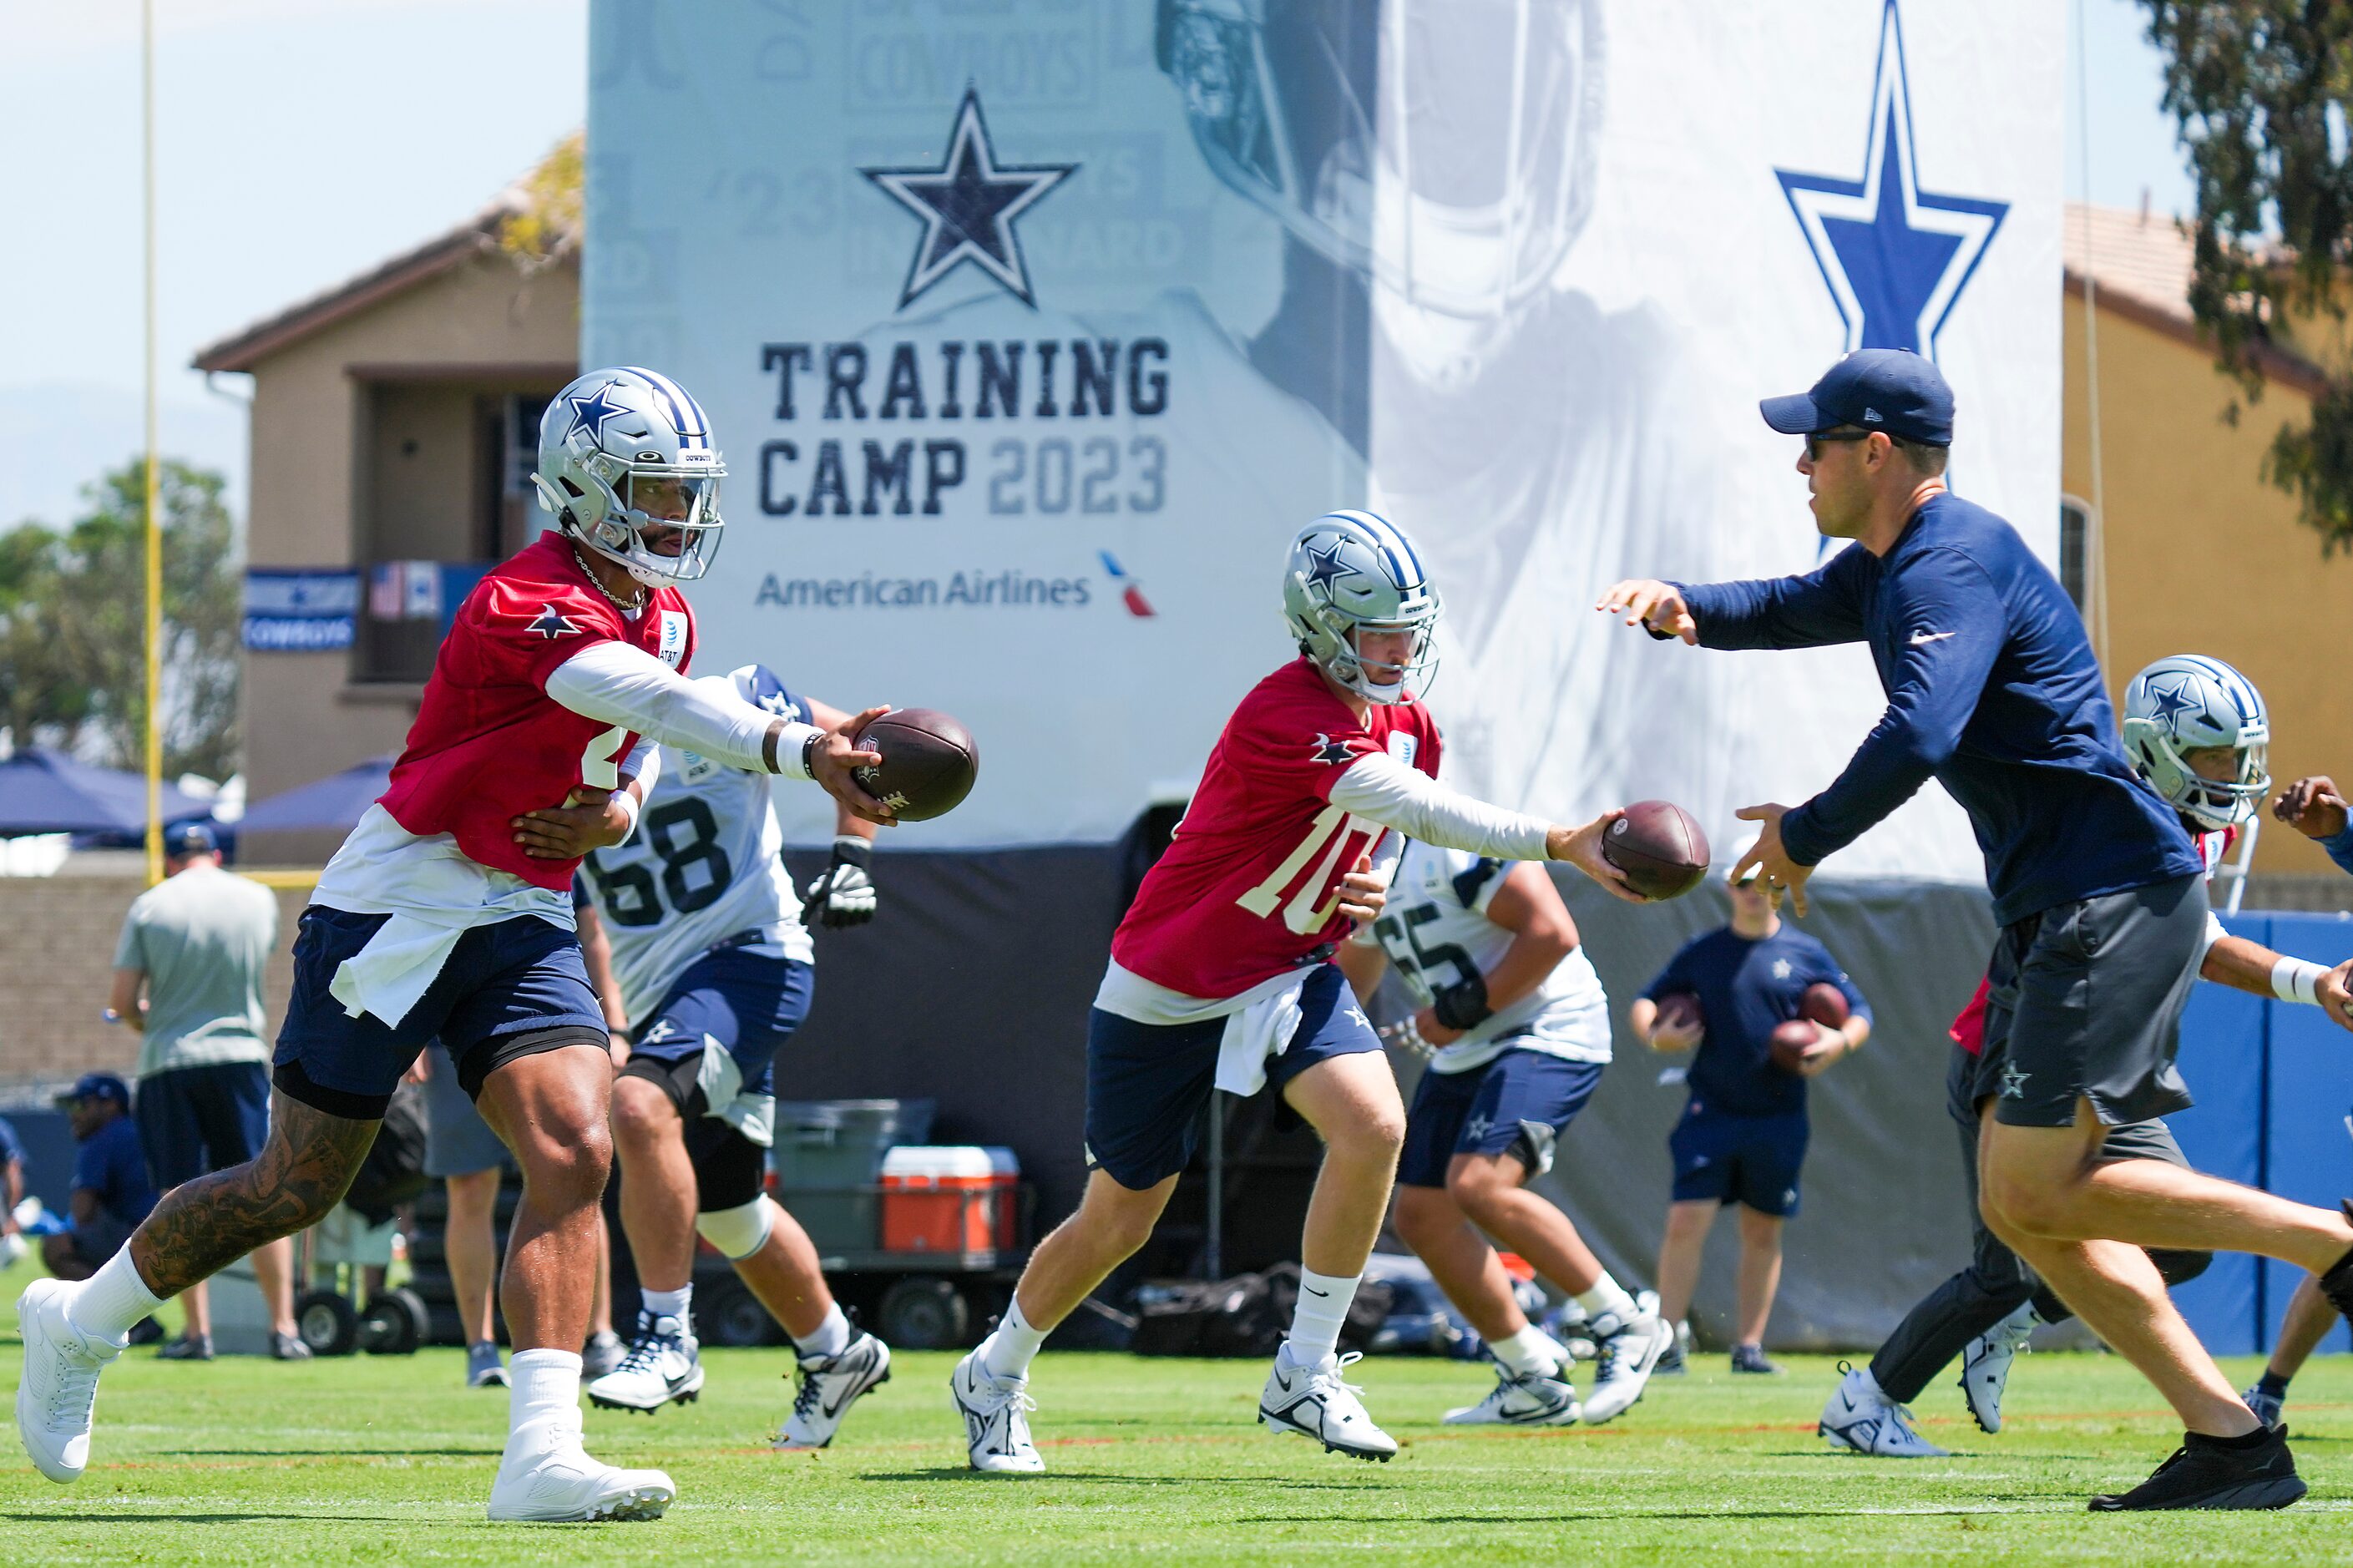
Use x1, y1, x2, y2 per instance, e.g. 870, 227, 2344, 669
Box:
767, 720, 823, 779
2273, 955, 2326, 1006
1431, 974, 1494, 1032
831, 834, 872, 868
613, 787, 641, 842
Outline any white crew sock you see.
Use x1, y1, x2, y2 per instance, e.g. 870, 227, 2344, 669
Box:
1283, 1267, 1361, 1368
68, 1248, 166, 1344
1489, 1323, 1563, 1378
507, 1348, 583, 1450
1849, 1364, 1888, 1404
640, 1285, 691, 1328
794, 1302, 852, 1358
979, 1296, 1048, 1384
1575, 1272, 1640, 1323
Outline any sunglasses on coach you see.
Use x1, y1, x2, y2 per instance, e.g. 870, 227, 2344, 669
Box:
1803, 429, 1877, 461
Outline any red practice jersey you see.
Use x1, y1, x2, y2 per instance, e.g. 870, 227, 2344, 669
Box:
376, 533, 695, 890
1112, 658, 1443, 1000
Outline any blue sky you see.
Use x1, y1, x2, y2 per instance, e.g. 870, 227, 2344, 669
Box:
0, 0, 2189, 532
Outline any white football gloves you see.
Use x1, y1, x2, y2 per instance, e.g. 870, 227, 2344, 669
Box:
803, 836, 878, 928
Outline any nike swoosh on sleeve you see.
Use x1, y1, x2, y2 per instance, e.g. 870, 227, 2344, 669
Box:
1909, 630, 1957, 645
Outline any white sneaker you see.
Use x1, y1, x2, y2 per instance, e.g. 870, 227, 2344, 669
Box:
1581, 1309, 1673, 1425
1444, 1365, 1580, 1426
486, 1409, 675, 1522
585, 1312, 702, 1414
1959, 1302, 2036, 1434
777, 1332, 892, 1450
16, 1278, 120, 1484
950, 1350, 1043, 1474
1819, 1363, 1948, 1458
1259, 1348, 1397, 1461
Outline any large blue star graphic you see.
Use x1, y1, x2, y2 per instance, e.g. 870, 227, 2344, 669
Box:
1774, 2, 2007, 357
862, 87, 1076, 311
562, 380, 633, 445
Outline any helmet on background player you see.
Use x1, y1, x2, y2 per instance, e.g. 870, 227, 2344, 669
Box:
2121, 654, 2271, 832
1282, 510, 1441, 704
727, 663, 802, 719
533, 366, 726, 585
1156, 0, 1602, 387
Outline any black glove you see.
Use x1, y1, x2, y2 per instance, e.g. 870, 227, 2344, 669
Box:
802, 836, 877, 928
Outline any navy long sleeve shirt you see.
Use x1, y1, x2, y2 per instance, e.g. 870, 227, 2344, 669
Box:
1677, 491, 2199, 927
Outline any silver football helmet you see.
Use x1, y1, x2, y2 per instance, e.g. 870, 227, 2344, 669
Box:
533, 366, 725, 585
1282, 509, 1441, 704
2121, 654, 2270, 831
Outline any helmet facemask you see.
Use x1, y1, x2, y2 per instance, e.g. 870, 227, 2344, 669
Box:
535, 440, 726, 586
2148, 731, 2270, 832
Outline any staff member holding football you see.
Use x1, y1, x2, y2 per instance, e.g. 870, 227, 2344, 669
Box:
1599, 347, 2353, 1512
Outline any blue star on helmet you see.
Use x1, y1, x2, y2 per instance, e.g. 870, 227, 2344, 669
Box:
1301, 539, 1353, 596
2148, 676, 2207, 733
1774, 2, 2007, 357
528, 604, 581, 640
562, 380, 633, 445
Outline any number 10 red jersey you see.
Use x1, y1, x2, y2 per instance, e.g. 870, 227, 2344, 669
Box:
1111, 658, 1442, 999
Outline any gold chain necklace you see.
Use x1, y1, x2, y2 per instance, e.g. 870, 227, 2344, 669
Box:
569, 541, 648, 614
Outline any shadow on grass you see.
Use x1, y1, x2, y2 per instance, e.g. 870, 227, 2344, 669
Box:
858, 1469, 1378, 1489
1240, 1507, 2057, 1525
154, 1448, 501, 1459
1, 1510, 400, 1525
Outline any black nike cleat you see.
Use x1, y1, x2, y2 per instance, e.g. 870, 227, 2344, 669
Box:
2087, 1427, 2305, 1512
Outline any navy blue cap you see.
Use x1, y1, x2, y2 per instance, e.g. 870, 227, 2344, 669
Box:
1760, 349, 1954, 447
56, 1072, 131, 1110
165, 821, 218, 857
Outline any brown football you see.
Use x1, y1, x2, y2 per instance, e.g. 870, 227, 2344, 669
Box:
851, 708, 978, 822
1601, 801, 1711, 899
1654, 994, 1703, 1036
1800, 982, 1851, 1029
1769, 1018, 1822, 1075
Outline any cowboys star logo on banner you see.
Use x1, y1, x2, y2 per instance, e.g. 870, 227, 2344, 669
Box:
862, 86, 1077, 311
1774, 1, 2008, 357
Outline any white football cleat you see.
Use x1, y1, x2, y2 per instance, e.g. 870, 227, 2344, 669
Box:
1581, 1308, 1673, 1425
1259, 1348, 1397, 1461
1958, 1302, 2037, 1434
777, 1332, 892, 1450
950, 1350, 1044, 1474
1819, 1363, 1948, 1458
486, 1409, 675, 1522
15, 1277, 119, 1484
1444, 1366, 1580, 1426
585, 1312, 702, 1414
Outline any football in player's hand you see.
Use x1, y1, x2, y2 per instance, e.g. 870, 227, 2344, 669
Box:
1799, 982, 1850, 1029
851, 708, 979, 822
1601, 801, 1710, 899
1769, 1018, 1824, 1075
1655, 994, 1703, 1036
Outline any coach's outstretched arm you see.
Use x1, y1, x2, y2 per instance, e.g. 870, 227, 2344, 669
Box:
1324, 752, 1644, 903
544, 640, 894, 823
1596, 551, 1870, 650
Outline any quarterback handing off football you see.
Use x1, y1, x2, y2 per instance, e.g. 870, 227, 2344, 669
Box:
853, 708, 979, 821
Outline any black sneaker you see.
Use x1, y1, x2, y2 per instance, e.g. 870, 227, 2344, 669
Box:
125, 1316, 165, 1347
2087, 1427, 2306, 1511
1729, 1343, 1782, 1375
157, 1333, 214, 1362
271, 1331, 313, 1362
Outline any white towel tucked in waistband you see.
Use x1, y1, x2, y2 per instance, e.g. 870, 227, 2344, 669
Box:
1214, 972, 1308, 1099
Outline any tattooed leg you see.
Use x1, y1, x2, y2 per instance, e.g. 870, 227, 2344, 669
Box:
473, 1044, 615, 1353
128, 1093, 378, 1298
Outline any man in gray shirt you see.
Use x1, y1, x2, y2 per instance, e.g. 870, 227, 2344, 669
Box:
110, 822, 305, 1360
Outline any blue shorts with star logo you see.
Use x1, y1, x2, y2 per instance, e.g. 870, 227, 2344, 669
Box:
630, 943, 812, 1097
1396, 1049, 1604, 1189
1669, 1100, 1809, 1217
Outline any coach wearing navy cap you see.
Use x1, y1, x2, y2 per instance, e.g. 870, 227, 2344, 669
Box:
43, 1075, 156, 1292
1596, 347, 2353, 1511
109, 822, 306, 1360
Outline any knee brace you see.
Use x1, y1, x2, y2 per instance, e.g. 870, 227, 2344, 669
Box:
2148, 1247, 2214, 1288
694, 1194, 777, 1261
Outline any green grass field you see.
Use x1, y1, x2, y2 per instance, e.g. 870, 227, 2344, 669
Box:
2, 1257, 2349, 1565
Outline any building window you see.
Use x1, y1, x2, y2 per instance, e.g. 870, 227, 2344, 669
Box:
2058, 496, 2092, 611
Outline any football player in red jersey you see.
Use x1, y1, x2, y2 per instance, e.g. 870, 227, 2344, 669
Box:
950, 508, 1646, 1473
15, 368, 891, 1524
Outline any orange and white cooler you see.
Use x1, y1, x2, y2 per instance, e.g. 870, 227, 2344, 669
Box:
880, 1146, 1019, 1253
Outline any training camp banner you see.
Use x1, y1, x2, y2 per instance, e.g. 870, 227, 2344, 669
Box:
584, 0, 2060, 874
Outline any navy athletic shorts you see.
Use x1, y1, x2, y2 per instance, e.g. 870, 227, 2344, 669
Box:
273, 908, 608, 1121
1669, 1100, 1809, 1217
1396, 1049, 1604, 1189
626, 944, 812, 1098
134, 1060, 270, 1190
1085, 962, 1378, 1191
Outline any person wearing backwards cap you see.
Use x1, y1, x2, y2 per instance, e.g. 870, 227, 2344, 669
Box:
1597, 347, 2353, 1511
108, 822, 306, 1361
45, 1076, 158, 1305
